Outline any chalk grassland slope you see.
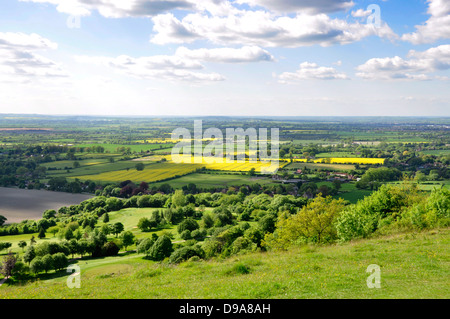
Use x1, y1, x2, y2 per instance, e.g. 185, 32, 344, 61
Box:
0, 228, 448, 298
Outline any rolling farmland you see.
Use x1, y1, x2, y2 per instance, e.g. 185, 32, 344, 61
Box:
72, 163, 203, 183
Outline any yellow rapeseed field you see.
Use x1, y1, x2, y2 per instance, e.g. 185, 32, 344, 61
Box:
284, 157, 385, 165
73, 163, 202, 183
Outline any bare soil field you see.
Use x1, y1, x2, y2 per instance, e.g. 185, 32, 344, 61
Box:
0, 187, 92, 224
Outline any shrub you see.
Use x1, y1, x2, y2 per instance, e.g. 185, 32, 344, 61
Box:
180, 230, 192, 240
230, 236, 256, 255
146, 235, 173, 261
102, 241, 120, 256
169, 245, 205, 264
136, 237, 156, 254
177, 218, 199, 234
335, 206, 379, 242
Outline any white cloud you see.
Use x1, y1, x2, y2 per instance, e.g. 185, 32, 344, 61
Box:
150, 11, 397, 47
19, 0, 196, 18
175, 46, 274, 63
236, 0, 355, 14
0, 32, 67, 80
351, 8, 371, 18
75, 54, 222, 83
20, 0, 356, 17
402, 0, 450, 44
75, 45, 274, 83
356, 44, 450, 80
279, 62, 349, 82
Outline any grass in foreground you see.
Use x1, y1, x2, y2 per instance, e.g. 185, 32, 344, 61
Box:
1, 228, 448, 299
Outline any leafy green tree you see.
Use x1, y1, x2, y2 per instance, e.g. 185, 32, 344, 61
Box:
23, 246, 36, 265
120, 231, 135, 251
100, 224, 111, 236
102, 241, 120, 256
135, 163, 145, 171
30, 256, 44, 274
172, 189, 186, 208
146, 235, 173, 261
42, 209, 56, 219
0, 242, 12, 253
37, 227, 46, 239
47, 226, 59, 238
111, 222, 124, 237
67, 239, 79, 258
64, 228, 74, 241
41, 254, 54, 273
136, 237, 156, 254
137, 217, 152, 232
265, 196, 346, 249
103, 212, 110, 223
52, 253, 68, 272
18, 240, 27, 252
169, 245, 205, 264
177, 218, 199, 234
0, 215, 6, 226
0, 252, 17, 277
258, 213, 277, 234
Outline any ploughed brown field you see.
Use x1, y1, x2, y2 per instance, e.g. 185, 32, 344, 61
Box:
0, 187, 92, 224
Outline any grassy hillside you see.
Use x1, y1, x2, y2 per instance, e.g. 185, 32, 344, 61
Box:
1, 227, 448, 299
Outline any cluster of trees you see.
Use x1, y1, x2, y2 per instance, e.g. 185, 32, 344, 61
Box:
355, 167, 403, 190
2, 180, 448, 281
0, 224, 136, 278
264, 185, 449, 249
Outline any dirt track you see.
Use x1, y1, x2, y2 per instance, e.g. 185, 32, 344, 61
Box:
0, 187, 92, 224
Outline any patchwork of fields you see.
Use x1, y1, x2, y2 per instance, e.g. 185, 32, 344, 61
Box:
73, 163, 203, 183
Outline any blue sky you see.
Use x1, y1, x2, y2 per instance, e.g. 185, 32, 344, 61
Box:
0, 0, 449, 116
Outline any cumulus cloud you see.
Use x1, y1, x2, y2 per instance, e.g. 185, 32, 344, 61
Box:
236, 0, 355, 14
150, 11, 397, 47
0, 32, 67, 80
279, 62, 349, 82
20, 0, 355, 17
75, 45, 274, 83
356, 44, 450, 80
402, 0, 450, 44
351, 8, 371, 18
175, 46, 275, 63
19, 0, 196, 18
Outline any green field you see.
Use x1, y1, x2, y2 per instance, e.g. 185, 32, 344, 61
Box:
1, 228, 448, 298
75, 143, 174, 153
150, 173, 277, 189
285, 162, 356, 171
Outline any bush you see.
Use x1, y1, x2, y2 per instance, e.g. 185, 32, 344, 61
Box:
335, 206, 379, 242
191, 229, 206, 241
136, 237, 156, 254
230, 236, 256, 255
177, 218, 199, 234
180, 230, 192, 240
146, 235, 173, 261
30, 256, 44, 274
168, 245, 205, 264
52, 253, 68, 271
102, 241, 120, 256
